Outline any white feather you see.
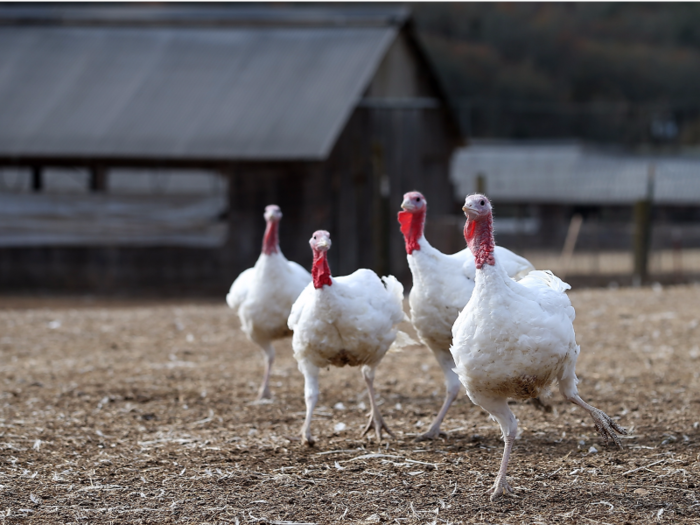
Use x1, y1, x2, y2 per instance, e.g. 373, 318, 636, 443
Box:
451, 261, 579, 404
228, 252, 311, 344
288, 269, 405, 369
408, 237, 535, 354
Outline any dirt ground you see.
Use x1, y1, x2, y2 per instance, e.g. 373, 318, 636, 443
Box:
0, 285, 698, 524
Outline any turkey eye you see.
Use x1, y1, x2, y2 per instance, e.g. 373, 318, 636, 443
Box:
480, 200, 485, 206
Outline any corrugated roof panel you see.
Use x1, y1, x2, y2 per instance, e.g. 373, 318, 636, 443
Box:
451, 143, 700, 205
0, 6, 410, 27
0, 25, 397, 160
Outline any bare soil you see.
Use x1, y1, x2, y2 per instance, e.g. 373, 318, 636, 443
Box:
0, 285, 699, 524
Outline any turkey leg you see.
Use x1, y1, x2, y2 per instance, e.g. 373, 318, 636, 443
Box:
360, 365, 394, 441
415, 351, 461, 441
298, 360, 320, 446
569, 395, 626, 447
254, 341, 275, 401
476, 396, 518, 501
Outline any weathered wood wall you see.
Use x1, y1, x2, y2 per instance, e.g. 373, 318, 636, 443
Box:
0, 108, 459, 295
317, 104, 459, 284
223, 104, 459, 288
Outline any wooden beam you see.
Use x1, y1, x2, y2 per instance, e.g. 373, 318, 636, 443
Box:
633, 164, 655, 286
559, 214, 583, 280
371, 143, 389, 277
475, 172, 486, 194
90, 165, 108, 192
31, 166, 43, 191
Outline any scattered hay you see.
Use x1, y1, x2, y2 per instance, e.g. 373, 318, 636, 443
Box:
0, 286, 699, 523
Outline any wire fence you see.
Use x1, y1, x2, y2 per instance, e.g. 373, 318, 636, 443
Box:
426, 212, 700, 286
442, 141, 700, 284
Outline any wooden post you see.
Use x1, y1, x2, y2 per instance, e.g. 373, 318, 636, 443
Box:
90, 165, 108, 192
31, 166, 43, 191
371, 143, 389, 277
633, 164, 655, 286
672, 230, 683, 281
476, 172, 486, 195
559, 214, 583, 279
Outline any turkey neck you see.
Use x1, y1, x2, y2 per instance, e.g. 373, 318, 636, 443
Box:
262, 220, 280, 255
312, 250, 332, 289
398, 209, 426, 255
464, 213, 495, 269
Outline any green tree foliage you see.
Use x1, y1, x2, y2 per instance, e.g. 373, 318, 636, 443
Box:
412, 3, 700, 143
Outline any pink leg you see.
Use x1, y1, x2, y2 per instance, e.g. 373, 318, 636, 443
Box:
360, 365, 394, 441
298, 360, 319, 446
490, 433, 516, 500
254, 342, 275, 401
559, 361, 626, 448
415, 361, 461, 441
569, 394, 626, 448
473, 395, 518, 501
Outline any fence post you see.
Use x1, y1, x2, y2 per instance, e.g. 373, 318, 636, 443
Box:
560, 214, 583, 280
31, 166, 43, 191
90, 165, 108, 192
633, 164, 655, 286
371, 143, 389, 277
476, 172, 486, 195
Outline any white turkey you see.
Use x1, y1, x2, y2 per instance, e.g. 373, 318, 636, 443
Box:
288, 230, 405, 446
226, 205, 311, 400
398, 190, 534, 440
451, 194, 626, 500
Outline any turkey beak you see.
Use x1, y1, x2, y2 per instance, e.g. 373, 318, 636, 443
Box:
401, 198, 415, 212
316, 238, 330, 250
462, 202, 477, 217
264, 209, 282, 222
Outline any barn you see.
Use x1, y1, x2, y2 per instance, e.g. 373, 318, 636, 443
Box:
450, 140, 700, 284
451, 140, 700, 251
0, 5, 461, 295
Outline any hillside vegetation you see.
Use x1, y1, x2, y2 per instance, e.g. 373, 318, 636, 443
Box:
413, 3, 700, 144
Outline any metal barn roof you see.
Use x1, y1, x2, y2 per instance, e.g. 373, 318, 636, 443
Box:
0, 7, 406, 162
451, 142, 700, 205
0, 6, 410, 27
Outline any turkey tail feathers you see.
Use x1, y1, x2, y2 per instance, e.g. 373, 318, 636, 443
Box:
388, 330, 421, 353
381, 274, 404, 302
381, 275, 409, 322
519, 270, 571, 293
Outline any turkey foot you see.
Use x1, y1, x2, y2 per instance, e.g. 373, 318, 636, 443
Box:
529, 396, 552, 413
487, 477, 516, 501
361, 410, 395, 441
488, 433, 518, 502
360, 365, 395, 441
570, 396, 626, 448
589, 407, 627, 447
255, 386, 272, 402
414, 426, 447, 442
414, 381, 458, 442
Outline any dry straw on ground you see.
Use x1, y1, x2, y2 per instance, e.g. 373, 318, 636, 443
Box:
0, 285, 699, 524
